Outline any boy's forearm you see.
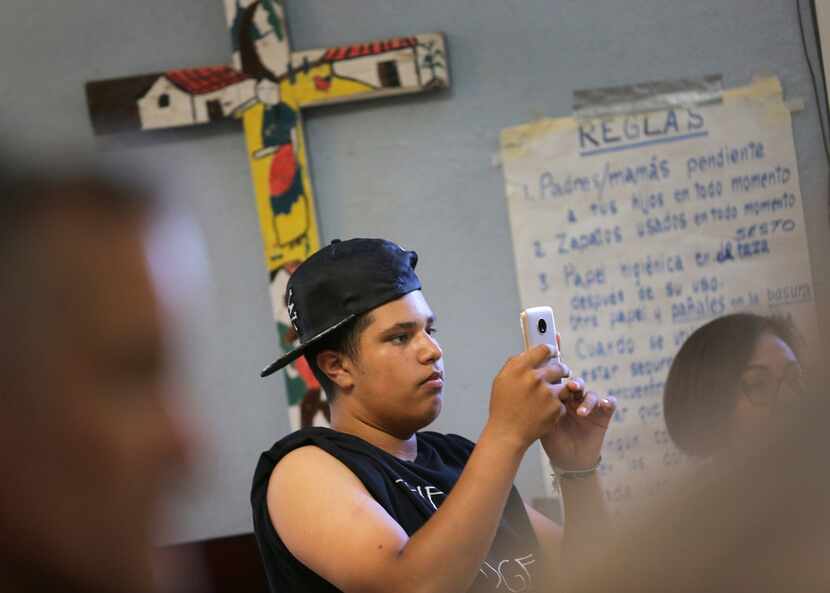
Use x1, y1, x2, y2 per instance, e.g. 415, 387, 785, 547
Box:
387, 426, 526, 593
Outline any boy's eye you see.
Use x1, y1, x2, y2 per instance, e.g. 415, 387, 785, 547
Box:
390, 334, 409, 344
427, 327, 438, 336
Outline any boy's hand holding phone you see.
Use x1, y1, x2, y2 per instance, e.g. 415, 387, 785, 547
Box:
520, 306, 617, 470
487, 343, 571, 453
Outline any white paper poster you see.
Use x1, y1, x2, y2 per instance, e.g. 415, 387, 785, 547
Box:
500, 77, 818, 505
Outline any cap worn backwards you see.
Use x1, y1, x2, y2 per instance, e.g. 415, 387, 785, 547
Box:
260, 238, 420, 378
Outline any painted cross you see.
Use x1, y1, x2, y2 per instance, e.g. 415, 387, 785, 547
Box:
85, 0, 449, 429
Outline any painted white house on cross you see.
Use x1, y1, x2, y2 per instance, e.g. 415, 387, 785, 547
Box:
138, 66, 257, 130
321, 38, 421, 90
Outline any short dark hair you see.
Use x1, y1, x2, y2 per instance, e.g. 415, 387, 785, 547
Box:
0, 171, 157, 296
303, 312, 374, 400
663, 313, 800, 457
0, 163, 156, 228
0, 168, 157, 377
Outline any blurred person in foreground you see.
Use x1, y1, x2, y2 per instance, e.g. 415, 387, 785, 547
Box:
0, 167, 197, 593
564, 365, 829, 593
663, 313, 804, 458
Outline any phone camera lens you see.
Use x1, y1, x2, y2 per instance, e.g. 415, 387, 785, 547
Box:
537, 319, 547, 334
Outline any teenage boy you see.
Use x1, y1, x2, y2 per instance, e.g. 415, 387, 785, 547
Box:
252, 238, 615, 593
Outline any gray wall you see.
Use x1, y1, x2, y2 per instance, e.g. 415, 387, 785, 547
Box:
2, 0, 828, 542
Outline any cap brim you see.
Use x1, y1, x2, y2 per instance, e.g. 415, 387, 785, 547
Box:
260, 313, 358, 378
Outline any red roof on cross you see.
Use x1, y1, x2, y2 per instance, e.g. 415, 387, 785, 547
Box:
166, 66, 250, 95
322, 37, 419, 62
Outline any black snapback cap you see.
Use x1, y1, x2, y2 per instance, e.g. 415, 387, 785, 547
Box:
260, 238, 421, 377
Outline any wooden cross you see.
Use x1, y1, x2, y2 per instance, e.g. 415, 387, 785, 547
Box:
85, 0, 449, 428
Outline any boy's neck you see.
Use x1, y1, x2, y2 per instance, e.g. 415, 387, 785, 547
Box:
330, 406, 418, 461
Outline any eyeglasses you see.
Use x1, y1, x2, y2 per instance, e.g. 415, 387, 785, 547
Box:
739, 364, 805, 407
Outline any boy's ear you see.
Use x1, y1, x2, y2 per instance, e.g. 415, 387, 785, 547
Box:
316, 350, 355, 392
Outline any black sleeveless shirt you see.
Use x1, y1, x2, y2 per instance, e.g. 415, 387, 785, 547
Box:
251, 427, 541, 593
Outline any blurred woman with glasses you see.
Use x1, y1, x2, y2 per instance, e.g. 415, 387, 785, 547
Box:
663, 313, 804, 458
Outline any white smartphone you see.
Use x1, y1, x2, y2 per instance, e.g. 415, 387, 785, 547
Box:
520, 306, 561, 366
